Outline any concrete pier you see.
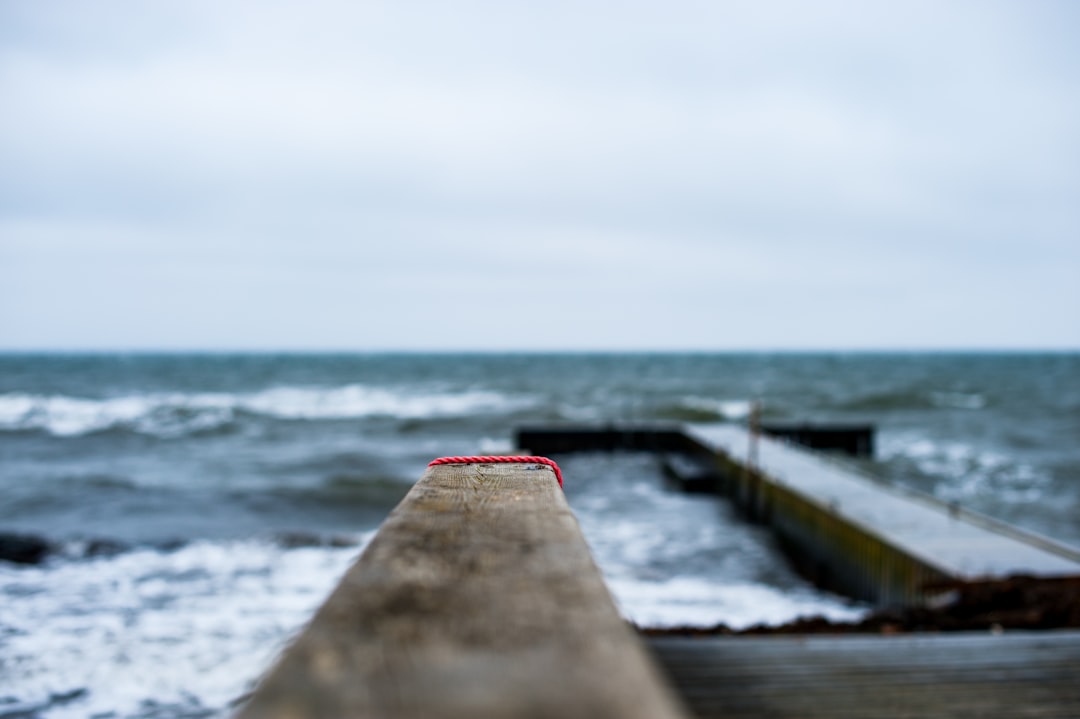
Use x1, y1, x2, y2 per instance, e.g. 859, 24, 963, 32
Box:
688, 423, 1080, 605
518, 423, 1080, 607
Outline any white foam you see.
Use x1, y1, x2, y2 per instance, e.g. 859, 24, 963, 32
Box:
478, 436, 515, 454
679, 397, 753, 420
241, 385, 520, 421
0, 385, 532, 438
880, 432, 1049, 503
0, 537, 370, 719
566, 459, 867, 629
608, 576, 866, 629
0, 392, 236, 437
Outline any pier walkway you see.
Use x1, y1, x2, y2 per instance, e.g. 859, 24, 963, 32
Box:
689, 423, 1080, 580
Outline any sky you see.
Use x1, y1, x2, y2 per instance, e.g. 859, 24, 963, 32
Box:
1, 0, 1078, 351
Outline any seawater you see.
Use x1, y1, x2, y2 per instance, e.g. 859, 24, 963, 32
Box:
2, 352, 1078, 718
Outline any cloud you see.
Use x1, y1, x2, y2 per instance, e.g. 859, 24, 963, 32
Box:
1, 0, 1078, 349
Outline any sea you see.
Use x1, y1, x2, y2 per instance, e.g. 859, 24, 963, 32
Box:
2, 352, 1078, 718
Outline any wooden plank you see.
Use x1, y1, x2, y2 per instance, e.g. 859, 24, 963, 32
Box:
648, 631, 1080, 719
236, 461, 689, 719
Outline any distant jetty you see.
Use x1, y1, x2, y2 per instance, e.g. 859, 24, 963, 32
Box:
520, 423, 1080, 606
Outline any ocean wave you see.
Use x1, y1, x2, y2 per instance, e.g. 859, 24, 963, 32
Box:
478, 436, 515, 454
0, 385, 532, 438
239, 385, 521, 421
834, 390, 922, 411
880, 433, 1049, 503
608, 576, 865, 629
837, 389, 988, 412
0, 392, 236, 438
55, 473, 140, 491
0, 537, 369, 719
928, 391, 987, 410
657, 397, 754, 422
256, 474, 414, 510
562, 452, 868, 629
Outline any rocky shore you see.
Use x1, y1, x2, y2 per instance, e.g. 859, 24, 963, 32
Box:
641, 576, 1080, 635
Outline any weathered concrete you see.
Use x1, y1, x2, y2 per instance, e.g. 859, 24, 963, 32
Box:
518, 422, 1080, 607
688, 423, 1080, 605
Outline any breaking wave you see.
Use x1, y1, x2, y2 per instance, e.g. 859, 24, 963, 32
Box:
836, 389, 988, 412
0, 537, 370, 719
879, 432, 1050, 503
657, 397, 754, 422
609, 576, 866, 629
0, 385, 533, 438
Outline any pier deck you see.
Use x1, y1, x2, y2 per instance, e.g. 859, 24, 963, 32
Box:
688, 424, 1080, 579
648, 631, 1080, 719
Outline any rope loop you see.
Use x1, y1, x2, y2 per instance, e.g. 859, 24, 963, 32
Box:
427, 455, 563, 488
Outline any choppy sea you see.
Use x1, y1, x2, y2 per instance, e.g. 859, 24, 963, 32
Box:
2, 352, 1078, 718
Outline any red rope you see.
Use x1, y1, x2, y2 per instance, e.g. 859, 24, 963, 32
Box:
427, 455, 564, 488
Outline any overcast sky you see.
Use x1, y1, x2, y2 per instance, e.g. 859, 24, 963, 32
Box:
1, 0, 1077, 351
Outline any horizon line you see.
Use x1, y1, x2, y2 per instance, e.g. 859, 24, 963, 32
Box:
1, 347, 1078, 355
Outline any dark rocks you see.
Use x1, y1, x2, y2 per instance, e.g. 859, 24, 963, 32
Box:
639, 575, 1080, 636
82, 537, 130, 558
0, 532, 135, 564
274, 530, 361, 549
0, 532, 51, 565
